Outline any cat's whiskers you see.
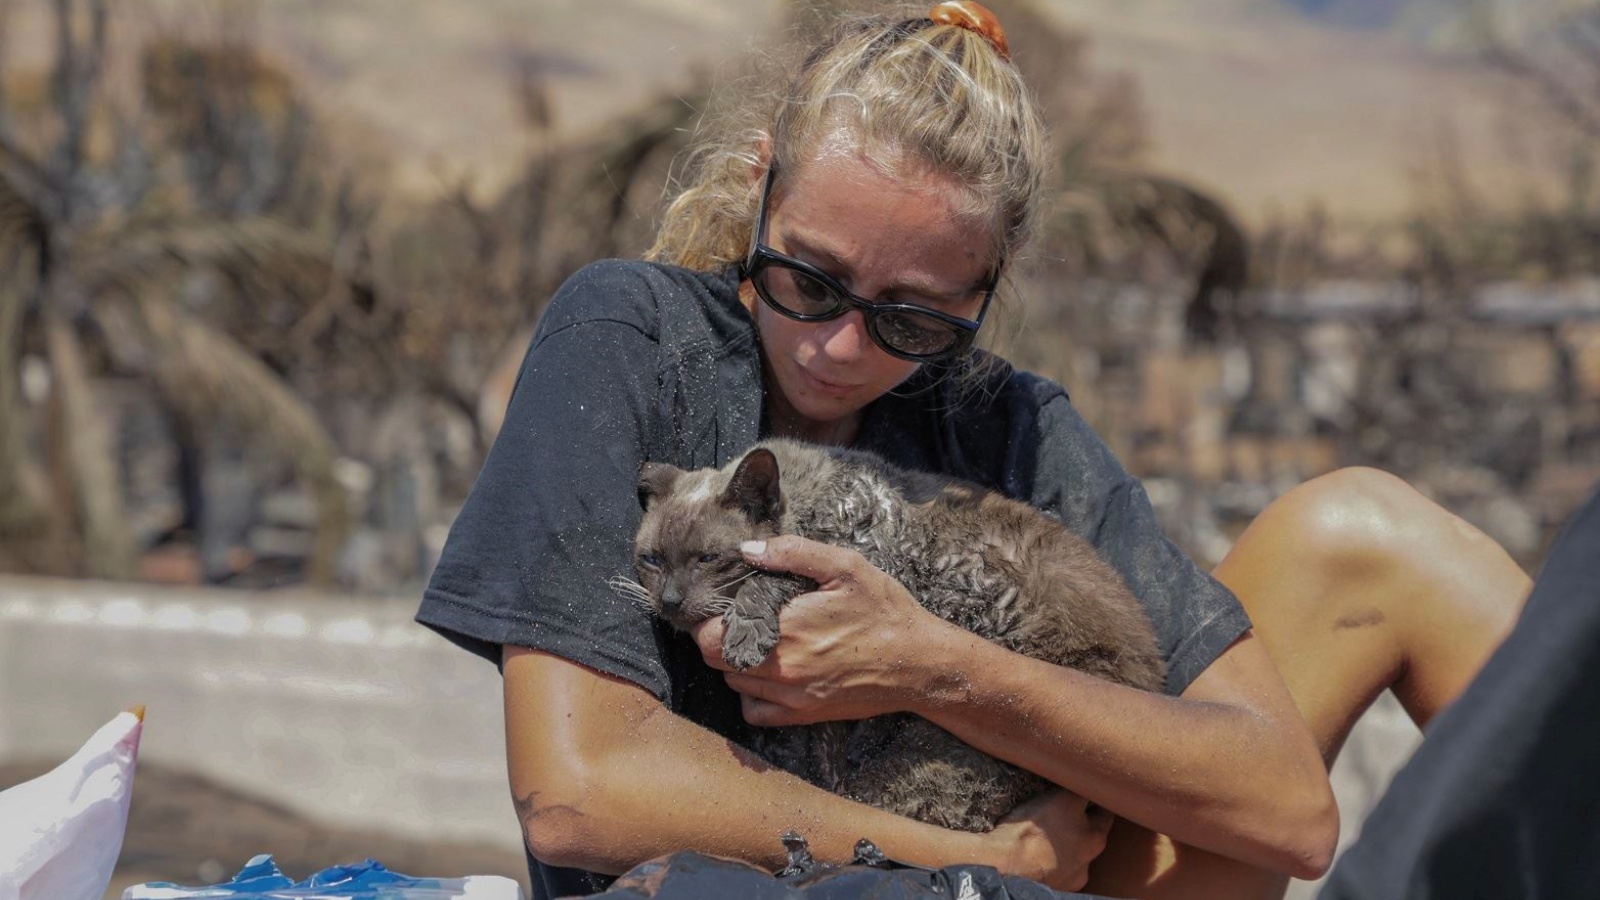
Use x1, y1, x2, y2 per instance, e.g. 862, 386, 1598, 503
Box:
607, 576, 655, 612
714, 568, 760, 591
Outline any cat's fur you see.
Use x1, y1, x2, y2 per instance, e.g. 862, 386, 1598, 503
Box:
619, 438, 1165, 832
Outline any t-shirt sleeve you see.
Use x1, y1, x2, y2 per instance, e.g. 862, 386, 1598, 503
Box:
1030, 393, 1251, 696
416, 262, 672, 699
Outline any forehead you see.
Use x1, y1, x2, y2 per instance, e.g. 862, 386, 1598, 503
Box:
771, 151, 995, 291
808, 126, 984, 217
640, 473, 740, 548
673, 471, 722, 504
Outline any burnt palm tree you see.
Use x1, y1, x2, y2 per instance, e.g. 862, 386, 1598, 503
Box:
0, 0, 349, 583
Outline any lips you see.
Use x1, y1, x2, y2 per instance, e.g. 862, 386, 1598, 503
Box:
798, 365, 860, 397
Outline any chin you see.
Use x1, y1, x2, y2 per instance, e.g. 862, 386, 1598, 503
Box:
795, 396, 861, 428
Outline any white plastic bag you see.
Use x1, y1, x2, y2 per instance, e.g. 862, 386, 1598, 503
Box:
0, 707, 143, 900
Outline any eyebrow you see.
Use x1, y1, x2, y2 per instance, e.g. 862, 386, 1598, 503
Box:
777, 228, 980, 305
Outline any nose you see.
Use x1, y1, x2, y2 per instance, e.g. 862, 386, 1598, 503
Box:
814, 309, 875, 363
660, 582, 685, 612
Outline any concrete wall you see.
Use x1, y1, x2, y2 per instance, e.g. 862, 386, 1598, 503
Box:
0, 576, 521, 853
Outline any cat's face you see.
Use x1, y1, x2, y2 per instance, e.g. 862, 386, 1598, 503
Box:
633, 449, 784, 630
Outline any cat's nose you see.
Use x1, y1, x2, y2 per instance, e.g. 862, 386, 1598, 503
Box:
661, 585, 685, 612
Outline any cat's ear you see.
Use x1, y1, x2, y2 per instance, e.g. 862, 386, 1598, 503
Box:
722, 447, 783, 523
638, 462, 685, 511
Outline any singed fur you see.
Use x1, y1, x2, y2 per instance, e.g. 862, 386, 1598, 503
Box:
627, 438, 1165, 832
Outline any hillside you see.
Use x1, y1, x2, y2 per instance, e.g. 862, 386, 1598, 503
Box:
1040, 0, 1569, 224
0, 0, 1576, 225
1282, 0, 1587, 39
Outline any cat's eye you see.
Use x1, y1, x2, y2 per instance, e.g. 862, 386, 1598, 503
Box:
638, 553, 663, 569
697, 553, 719, 564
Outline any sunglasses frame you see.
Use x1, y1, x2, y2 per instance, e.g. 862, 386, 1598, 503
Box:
741, 167, 1002, 363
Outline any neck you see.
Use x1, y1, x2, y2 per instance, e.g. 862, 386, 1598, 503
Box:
763, 371, 861, 446
766, 401, 860, 447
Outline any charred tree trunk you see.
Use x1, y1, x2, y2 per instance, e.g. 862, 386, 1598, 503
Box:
133, 294, 348, 586
45, 309, 134, 579
0, 252, 46, 535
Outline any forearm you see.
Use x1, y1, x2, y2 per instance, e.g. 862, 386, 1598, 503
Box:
523, 706, 990, 874
503, 647, 1002, 878
912, 623, 1335, 877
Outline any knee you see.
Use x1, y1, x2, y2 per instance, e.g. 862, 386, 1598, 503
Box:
1258, 466, 1440, 571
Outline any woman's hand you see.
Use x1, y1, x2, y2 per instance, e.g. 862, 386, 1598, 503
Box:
689, 534, 952, 726
986, 790, 1116, 892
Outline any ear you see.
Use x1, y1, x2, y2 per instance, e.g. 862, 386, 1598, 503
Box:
721, 447, 783, 523
751, 134, 773, 185
638, 462, 685, 511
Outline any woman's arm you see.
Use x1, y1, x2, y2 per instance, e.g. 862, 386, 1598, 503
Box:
914, 622, 1336, 878
698, 537, 1338, 879
501, 644, 1114, 890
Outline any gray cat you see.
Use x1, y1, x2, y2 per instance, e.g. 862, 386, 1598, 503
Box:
617, 438, 1166, 832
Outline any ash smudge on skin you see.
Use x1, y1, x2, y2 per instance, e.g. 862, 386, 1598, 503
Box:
1334, 609, 1385, 630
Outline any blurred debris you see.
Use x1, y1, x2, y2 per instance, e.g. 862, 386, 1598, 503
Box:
2, 0, 1596, 591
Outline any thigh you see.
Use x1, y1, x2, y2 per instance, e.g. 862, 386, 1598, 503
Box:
1086, 469, 1530, 899
1208, 485, 1405, 763
1083, 538, 1395, 898
1088, 817, 1290, 900
1213, 468, 1528, 749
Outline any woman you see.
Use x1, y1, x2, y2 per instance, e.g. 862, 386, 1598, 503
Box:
416, 4, 1531, 898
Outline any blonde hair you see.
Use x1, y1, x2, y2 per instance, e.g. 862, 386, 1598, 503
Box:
647, 6, 1048, 278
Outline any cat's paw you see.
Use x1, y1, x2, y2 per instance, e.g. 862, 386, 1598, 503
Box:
723, 613, 779, 670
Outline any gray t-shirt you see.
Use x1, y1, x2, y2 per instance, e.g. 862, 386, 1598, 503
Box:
416, 259, 1251, 898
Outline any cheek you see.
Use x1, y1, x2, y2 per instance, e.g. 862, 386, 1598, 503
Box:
755, 305, 806, 359
846, 346, 920, 398
637, 569, 660, 594
870, 356, 921, 391
756, 305, 919, 397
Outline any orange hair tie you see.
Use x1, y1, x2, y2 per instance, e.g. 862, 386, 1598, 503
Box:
929, 1, 1010, 62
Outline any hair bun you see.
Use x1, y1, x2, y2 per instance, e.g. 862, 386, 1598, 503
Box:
929, 1, 1010, 61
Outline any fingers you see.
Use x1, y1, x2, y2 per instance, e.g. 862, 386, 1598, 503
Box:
1084, 802, 1116, 856
723, 670, 768, 697
741, 694, 803, 727
727, 672, 812, 726
1000, 787, 1088, 823
1086, 802, 1116, 836
690, 617, 731, 671
742, 534, 861, 584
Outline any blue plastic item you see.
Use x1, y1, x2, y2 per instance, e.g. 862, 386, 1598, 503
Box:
120, 855, 523, 900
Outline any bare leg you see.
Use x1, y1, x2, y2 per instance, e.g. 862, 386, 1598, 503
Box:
1087, 468, 1533, 900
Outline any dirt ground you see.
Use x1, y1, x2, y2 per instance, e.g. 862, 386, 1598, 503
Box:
0, 759, 530, 899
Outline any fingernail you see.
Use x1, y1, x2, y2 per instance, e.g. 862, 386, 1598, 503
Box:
740, 540, 766, 557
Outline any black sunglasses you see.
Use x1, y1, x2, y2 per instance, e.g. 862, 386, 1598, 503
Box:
740, 167, 1002, 363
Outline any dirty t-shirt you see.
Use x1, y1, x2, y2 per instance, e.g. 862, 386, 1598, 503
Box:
416, 259, 1252, 899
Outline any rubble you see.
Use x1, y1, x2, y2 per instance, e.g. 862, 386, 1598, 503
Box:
1077, 277, 1598, 570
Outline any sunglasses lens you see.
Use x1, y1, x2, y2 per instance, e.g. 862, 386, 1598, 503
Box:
750, 256, 973, 360
755, 264, 841, 317
872, 308, 962, 358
